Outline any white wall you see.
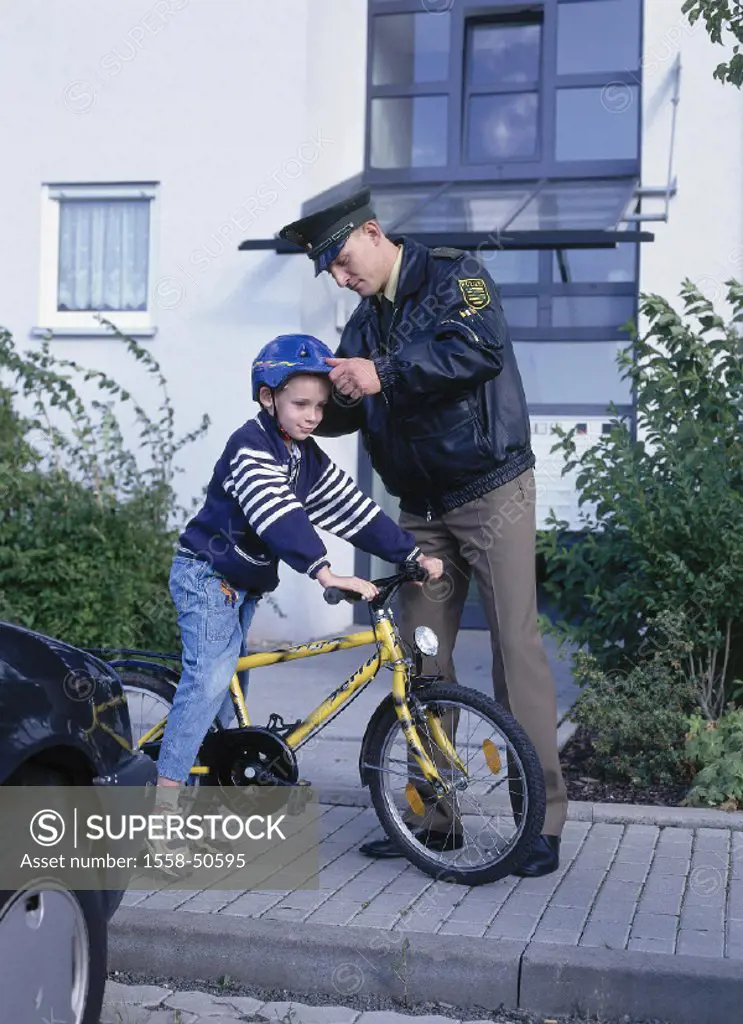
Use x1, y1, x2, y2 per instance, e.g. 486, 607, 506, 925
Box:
252, 0, 370, 641
0, 0, 367, 642
640, 0, 743, 313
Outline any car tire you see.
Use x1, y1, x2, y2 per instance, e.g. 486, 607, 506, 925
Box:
0, 763, 108, 1024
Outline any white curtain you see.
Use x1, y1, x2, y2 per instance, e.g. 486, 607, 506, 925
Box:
57, 199, 150, 311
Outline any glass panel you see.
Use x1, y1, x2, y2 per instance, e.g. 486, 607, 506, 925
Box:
396, 184, 532, 232
552, 295, 636, 328
467, 21, 542, 87
371, 188, 440, 232
556, 87, 639, 161
466, 93, 539, 161
478, 249, 540, 283
557, 0, 641, 75
370, 96, 448, 168
372, 12, 451, 85
500, 296, 539, 327
58, 200, 149, 311
553, 244, 637, 282
510, 180, 636, 230
514, 341, 632, 403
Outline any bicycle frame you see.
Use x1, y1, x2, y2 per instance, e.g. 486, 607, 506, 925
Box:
133, 614, 456, 794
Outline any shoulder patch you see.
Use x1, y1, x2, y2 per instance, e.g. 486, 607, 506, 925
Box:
430, 246, 464, 260
457, 277, 491, 310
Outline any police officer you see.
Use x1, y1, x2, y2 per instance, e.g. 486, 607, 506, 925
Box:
279, 189, 567, 876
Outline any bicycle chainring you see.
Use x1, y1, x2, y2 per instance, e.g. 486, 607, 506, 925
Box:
200, 727, 299, 787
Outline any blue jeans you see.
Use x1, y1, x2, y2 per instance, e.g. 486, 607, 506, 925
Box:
156, 554, 260, 783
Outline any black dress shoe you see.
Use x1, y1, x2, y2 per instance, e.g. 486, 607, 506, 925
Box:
358, 835, 405, 859
359, 829, 464, 859
512, 835, 560, 877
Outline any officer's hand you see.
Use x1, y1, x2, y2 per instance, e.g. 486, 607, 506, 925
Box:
326, 357, 381, 399
417, 554, 444, 581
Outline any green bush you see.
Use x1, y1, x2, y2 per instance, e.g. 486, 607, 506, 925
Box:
683, 706, 743, 809
539, 279, 743, 719
569, 612, 698, 788
0, 321, 209, 650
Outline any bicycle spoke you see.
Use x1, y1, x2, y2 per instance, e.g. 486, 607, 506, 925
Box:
369, 690, 540, 882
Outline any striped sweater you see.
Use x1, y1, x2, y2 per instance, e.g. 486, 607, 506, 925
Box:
178, 409, 420, 593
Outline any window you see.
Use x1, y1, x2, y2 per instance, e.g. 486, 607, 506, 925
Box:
366, 0, 642, 179
552, 294, 635, 328
556, 0, 641, 75
479, 249, 540, 283
465, 239, 638, 376
513, 341, 633, 404
464, 16, 543, 163
372, 11, 450, 85
370, 96, 448, 168
555, 87, 639, 162
369, 11, 451, 169
500, 297, 540, 327
553, 244, 636, 282
38, 183, 157, 336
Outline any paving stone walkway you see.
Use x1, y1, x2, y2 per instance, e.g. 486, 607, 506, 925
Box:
118, 803, 743, 960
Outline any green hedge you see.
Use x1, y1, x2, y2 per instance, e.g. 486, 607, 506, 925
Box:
0, 320, 209, 650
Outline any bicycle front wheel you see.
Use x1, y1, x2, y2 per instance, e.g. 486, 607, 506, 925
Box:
365, 684, 546, 886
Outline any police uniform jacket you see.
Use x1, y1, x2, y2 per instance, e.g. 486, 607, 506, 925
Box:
317, 236, 535, 519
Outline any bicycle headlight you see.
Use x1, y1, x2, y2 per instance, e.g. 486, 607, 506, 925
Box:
413, 626, 439, 657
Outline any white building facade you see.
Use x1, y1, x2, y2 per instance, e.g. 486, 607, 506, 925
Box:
1, 0, 741, 640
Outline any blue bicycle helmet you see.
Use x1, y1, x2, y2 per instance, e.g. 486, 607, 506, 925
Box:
251, 334, 334, 401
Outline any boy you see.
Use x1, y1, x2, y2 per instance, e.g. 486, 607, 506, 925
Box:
154, 333, 442, 797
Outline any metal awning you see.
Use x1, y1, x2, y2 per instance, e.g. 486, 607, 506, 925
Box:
238, 177, 654, 253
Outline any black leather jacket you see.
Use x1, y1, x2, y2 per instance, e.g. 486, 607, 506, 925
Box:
317, 237, 535, 519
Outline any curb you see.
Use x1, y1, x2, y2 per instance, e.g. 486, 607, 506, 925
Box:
520, 943, 743, 1024
312, 784, 743, 831
109, 908, 523, 1009
109, 907, 743, 1024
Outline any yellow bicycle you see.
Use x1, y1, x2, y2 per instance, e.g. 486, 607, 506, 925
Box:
95, 562, 546, 885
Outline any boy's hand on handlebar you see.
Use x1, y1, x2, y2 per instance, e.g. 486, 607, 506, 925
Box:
416, 553, 444, 581
316, 566, 379, 601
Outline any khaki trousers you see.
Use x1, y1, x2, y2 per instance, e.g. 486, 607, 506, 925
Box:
398, 468, 568, 837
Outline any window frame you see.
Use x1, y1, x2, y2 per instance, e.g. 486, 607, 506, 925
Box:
365, 0, 643, 183
462, 11, 545, 165
480, 245, 638, 338
37, 182, 159, 338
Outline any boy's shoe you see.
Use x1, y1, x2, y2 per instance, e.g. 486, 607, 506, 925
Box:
140, 833, 193, 879
138, 786, 219, 878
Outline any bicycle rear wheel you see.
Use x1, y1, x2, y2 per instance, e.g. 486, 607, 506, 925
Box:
365, 683, 546, 886
120, 668, 220, 786
118, 669, 176, 757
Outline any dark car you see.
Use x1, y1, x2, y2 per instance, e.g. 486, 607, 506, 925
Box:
0, 619, 157, 1024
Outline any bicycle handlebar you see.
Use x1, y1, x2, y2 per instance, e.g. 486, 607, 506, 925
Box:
322, 560, 427, 607
322, 587, 354, 606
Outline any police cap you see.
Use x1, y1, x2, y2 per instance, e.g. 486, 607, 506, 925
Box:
279, 188, 376, 276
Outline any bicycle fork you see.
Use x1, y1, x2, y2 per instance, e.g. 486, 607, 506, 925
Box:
376, 619, 467, 797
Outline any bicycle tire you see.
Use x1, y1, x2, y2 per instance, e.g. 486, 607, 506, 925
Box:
118, 669, 176, 752
365, 683, 546, 886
